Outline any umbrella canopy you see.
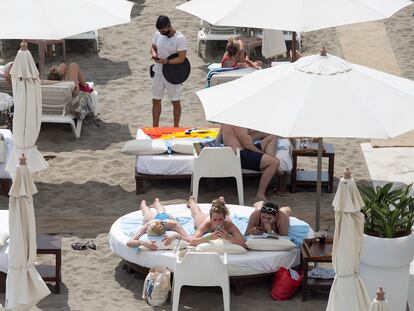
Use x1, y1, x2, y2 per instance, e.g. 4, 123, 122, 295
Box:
197, 52, 414, 139
326, 170, 371, 311
6, 156, 50, 310
5, 43, 48, 177
197, 50, 414, 230
177, 0, 411, 33
0, 0, 134, 39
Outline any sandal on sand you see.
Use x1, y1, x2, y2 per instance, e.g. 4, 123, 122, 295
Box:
86, 240, 96, 250
71, 242, 87, 250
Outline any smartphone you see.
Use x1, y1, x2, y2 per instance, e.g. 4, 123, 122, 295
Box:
213, 223, 224, 231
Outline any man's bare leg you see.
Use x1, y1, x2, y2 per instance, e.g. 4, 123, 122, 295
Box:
261, 135, 278, 156
152, 99, 162, 127
256, 155, 280, 201
140, 200, 155, 222
172, 100, 181, 127
187, 196, 207, 229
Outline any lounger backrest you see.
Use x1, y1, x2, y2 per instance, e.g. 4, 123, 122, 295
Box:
41, 81, 75, 116
204, 22, 238, 36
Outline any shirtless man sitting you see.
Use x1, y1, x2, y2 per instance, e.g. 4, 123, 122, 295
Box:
222, 124, 280, 201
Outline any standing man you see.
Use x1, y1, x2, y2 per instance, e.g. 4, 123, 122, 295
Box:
150, 15, 187, 127
222, 124, 280, 201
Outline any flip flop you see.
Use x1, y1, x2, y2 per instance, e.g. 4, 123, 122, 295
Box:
71, 242, 87, 250
86, 240, 96, 250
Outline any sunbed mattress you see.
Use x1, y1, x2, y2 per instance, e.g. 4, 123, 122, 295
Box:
135, 129, 292, 176
108, 204, 308, 277
0, 210, 9, 273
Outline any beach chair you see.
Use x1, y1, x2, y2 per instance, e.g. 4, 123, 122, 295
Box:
197, 20, 240, 56
41, 81, 83, 139
191, 147, 244, 205
172, 252, 230, 311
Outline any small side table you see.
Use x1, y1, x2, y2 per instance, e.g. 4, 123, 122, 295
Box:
36, 234, 62, 294
291, 143, 335, 193
301, 238, 333, 301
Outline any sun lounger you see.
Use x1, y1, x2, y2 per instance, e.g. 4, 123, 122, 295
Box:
65, 30, 99, 52
134, 129, 292, 194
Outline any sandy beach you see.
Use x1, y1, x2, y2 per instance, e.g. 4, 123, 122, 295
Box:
1, 0, 413, 309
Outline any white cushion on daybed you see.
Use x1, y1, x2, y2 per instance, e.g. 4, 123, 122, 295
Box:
122, 139, 167, 155
109, 204, 309, 277
135, 129, 293, 175
171, 140, 195, 155
195, 239, 247, 254
0, 210, 9, 273
246, 237, 296, 251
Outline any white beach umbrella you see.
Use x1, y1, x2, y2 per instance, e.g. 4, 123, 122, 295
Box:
177, 0, 411, 61
6, 155, 50, 310
0, 0, 134, 39
5, 42, 48, 177
196, 50, 414, 229
326, 169, 371, 311
177, 0, 411, 32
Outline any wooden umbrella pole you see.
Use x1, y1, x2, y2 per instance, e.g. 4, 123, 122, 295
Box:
291, 31, 297, 62
315, 137, 323, 232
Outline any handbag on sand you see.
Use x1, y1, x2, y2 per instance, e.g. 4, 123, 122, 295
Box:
142, 266, 171, 306
271, 267, 303, 300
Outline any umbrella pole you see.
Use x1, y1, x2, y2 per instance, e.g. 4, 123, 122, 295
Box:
316, 137, 323, 231
291, 32, 297, 62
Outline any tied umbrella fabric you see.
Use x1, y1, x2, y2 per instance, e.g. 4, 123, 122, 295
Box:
6, 164, 50, 310
326, 177, 371, 311
5, 48, 48, 178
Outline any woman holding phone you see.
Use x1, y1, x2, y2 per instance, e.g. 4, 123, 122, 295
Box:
187, 196, 245, 247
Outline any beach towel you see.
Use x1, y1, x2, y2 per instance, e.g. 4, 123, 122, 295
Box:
206, 67, 240, 87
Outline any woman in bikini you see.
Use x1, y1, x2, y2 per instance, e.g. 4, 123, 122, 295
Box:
187, 196, 245, 247
245, 201, 291, 236
47, 62, 93, 93
221, 38, 262, 69
127, 198, 190, 250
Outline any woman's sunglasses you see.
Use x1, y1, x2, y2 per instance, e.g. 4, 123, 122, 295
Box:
261, 206, 277, 214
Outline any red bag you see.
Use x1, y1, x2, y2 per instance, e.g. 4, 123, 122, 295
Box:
271, 267, 303, 300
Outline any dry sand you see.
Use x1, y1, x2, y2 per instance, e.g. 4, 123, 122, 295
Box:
0, 0, 413, 310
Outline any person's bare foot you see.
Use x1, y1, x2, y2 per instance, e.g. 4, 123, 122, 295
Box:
187, 196, 197, 208
254, 193, 267, 202
150, 198, 162, 209
253, 200, 265, 210
218, 196, 226, 204
139, 200, 147, 210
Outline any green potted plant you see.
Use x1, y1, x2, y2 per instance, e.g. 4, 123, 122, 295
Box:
360, 182, 414, 238
358, 182, 414, 311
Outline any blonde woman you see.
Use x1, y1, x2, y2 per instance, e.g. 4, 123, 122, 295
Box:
221, 38, 262, 69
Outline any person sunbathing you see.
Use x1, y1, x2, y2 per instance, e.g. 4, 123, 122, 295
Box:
127, 198, 190, 250
0, 62, 13, 85
187, 196, 246, 247
221, 38, 262, 69
245, 201, 291, 236
47, 62, 93, 93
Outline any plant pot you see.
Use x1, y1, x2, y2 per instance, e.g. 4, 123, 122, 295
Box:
359, 232, 414, 311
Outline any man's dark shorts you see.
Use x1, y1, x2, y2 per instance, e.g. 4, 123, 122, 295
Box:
240, 142, 263, 171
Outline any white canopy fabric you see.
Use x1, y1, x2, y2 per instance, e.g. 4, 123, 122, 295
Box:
177, 0, 411, 33
6, 163, 50, 310
326, 176, 371, 311
5, 47, 49, 177
197, 53, 414, 139
0, 0, 133, 39
262, 29, 286, 59
369, 300, 391, 311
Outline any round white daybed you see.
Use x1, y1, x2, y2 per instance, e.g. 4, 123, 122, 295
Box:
109, 204, 312, 294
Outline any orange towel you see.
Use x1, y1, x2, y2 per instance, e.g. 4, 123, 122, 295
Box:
141, 127, 189, 139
